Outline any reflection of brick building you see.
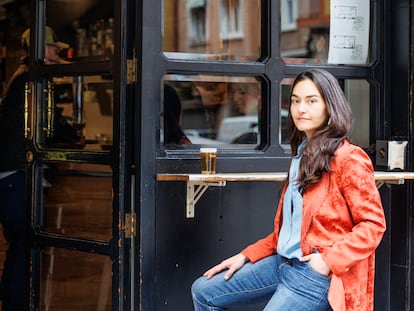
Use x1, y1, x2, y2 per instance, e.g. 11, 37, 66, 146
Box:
164, 0, 261, 60
281, 0, 330, 63
164, 0, 330, 63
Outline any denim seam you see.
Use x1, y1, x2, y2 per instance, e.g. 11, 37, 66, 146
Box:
205, 282, 278, 307
280, 265, 330, 307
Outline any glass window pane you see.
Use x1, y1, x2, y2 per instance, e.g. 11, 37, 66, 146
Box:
162, 75, 262, 148
33, 75, 113, 151
40, 248, 112, 310
280, 78, 294, 146
279, 78, 370, 148
281, 0, 330, 64
163, 0, 261, 61
281, 0, 371, 66
345, 79, 370, 148
42, 162, 112, 241
45, 0, 114, 62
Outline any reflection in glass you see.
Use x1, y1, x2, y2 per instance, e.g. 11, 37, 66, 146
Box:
163, 0, 261, 61
40, 248, 112, 310
162, 83, 193, 146
279, 78, 370, 148
280, 0, 331, 65
42, 162, 112, 241
345, 80, 370, 148
36, 75, 113, 151
21, 26, 71, 65
46, 0, 114, 61
279, 78, 294, 145
162, 75, 261, 147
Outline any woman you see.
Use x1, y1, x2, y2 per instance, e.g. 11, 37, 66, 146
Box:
232, 82, 261, 116
191, 69, 386, 311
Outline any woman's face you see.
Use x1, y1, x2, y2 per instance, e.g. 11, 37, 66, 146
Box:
290, 79, 328, 139
232, 85, 259, 115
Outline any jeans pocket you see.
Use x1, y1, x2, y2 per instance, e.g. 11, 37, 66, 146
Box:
280, 260, 330, 308
305, 262, 330, 280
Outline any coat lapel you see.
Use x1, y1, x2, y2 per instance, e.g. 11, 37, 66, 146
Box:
301, 172, 330, 251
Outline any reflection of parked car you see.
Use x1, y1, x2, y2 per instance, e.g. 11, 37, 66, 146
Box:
280, 109, 289, 144
217, 116, 258, 144
183, 129, 225, 144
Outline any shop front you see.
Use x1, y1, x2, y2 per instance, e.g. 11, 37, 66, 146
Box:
0, 0, 413, 310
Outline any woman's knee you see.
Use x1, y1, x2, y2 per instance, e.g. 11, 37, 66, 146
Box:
191, 274, 224, 305
191, 276, 208, 299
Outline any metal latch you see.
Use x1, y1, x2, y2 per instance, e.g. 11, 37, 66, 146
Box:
124, 212, 136, 238
127, 58, 136, 84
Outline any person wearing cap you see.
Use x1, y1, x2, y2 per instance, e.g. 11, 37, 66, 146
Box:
21, 25, 70, 64
0, 25, 68, 310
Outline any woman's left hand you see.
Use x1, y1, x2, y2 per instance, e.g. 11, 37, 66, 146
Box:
300, 253, 331, 276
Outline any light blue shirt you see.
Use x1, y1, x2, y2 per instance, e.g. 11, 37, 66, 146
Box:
277, 140, 306, 259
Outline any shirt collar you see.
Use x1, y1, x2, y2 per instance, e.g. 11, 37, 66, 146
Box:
297, 139, 307, 155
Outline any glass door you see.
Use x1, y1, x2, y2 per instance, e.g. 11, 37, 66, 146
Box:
26, 0, 135, 309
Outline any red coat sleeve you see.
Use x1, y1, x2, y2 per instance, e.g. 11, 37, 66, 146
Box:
320, 145, 386, 275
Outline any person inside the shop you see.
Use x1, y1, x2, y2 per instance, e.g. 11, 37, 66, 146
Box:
230, 81, 261, 144
191, 68, 386, 311
231, 82, 261, 117
0, 26, 69, 310
163, 83, 192, 146
215, 81, 261, 144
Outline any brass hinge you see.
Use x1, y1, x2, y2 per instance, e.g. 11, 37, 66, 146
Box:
124, 212, 136, 238
127, 57, 136, 85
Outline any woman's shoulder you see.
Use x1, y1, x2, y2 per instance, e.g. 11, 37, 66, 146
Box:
335, 139, 367, 156
333, 140, 373, 170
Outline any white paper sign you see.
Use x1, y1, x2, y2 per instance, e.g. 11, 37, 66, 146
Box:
388, 141, 408, 171
328, 0, 370, 65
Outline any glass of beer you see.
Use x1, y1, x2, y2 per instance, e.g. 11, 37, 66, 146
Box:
200, 148, 217, 174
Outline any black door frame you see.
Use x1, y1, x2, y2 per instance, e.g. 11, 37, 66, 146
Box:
26, 0, 136, 310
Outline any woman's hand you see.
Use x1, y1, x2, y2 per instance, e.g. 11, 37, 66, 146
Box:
203, 253, 249, 280
300, 253, 331, 276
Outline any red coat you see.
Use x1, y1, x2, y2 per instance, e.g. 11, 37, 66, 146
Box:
241, 140, 386, 311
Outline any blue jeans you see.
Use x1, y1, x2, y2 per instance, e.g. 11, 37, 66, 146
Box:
0, 171, 27, 311
192, 255, 331, 311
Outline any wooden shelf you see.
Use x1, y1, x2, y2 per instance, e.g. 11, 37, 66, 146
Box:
157, 172, 288, 182
157, 171, 414, 218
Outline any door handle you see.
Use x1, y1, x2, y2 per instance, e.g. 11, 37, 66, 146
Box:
24, 82, 31, 139
44, 80, 55, 138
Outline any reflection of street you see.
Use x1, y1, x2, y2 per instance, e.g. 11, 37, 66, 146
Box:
183, 115, 259, 145
216, 116, 258, 144
183, 130, 225, 145
163, 75, 262, 146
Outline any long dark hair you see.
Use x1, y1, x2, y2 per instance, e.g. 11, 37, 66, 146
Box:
287, 69, 353, 191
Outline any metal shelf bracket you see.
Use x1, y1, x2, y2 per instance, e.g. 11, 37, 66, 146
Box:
186, 181, 226, 218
